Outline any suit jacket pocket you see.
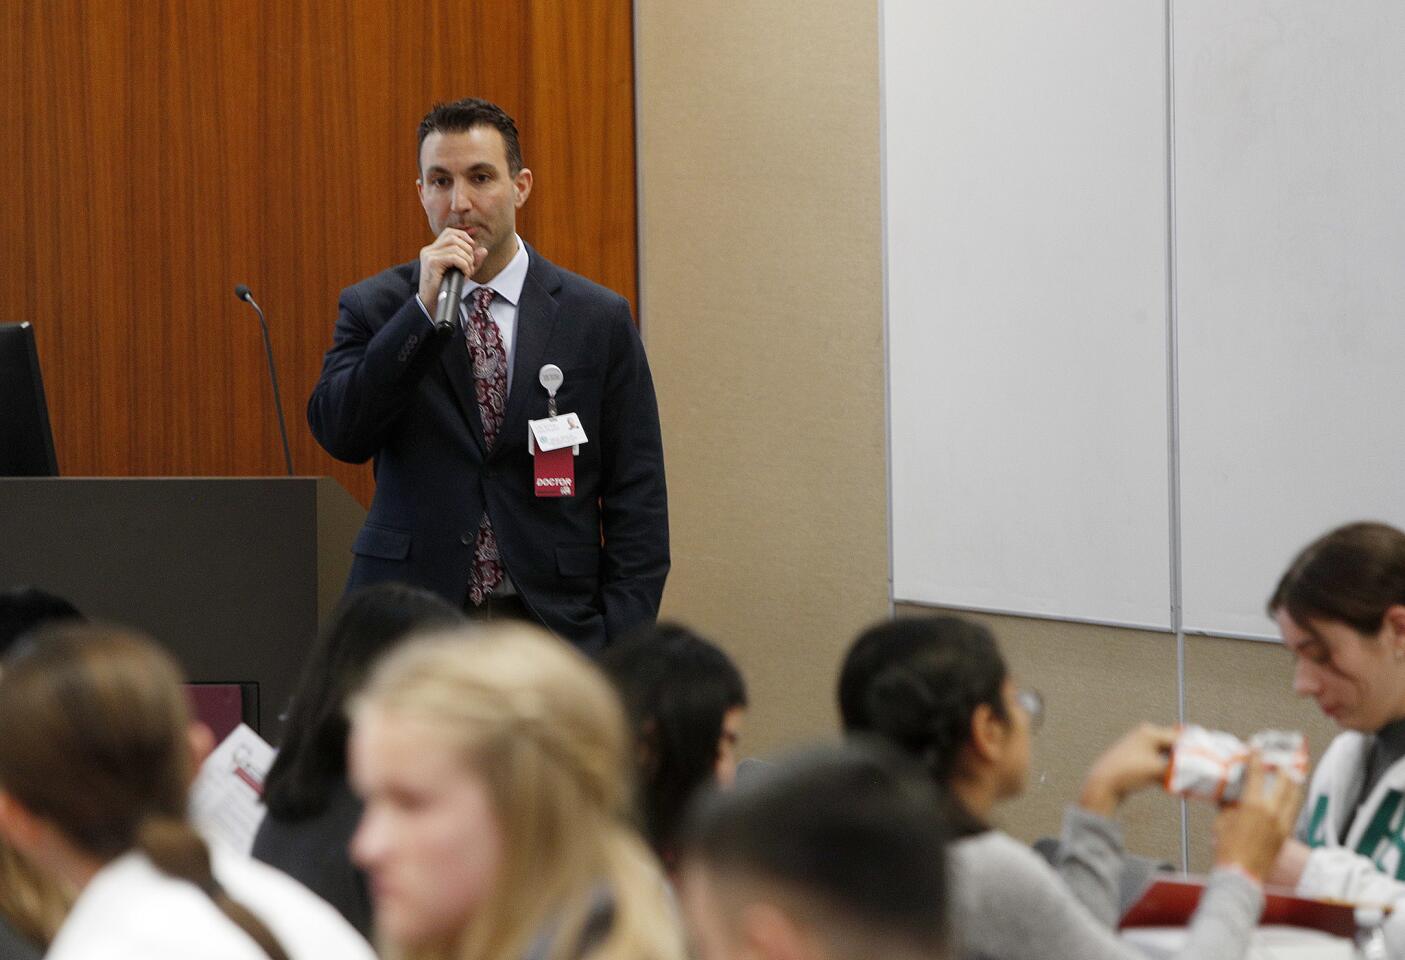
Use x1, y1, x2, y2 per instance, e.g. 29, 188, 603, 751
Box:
353, 523, 412, 560
556, 544, 601, 578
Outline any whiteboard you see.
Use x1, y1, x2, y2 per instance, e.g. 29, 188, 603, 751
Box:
885, 1, 1173, 627
1174, 2, 1405, 637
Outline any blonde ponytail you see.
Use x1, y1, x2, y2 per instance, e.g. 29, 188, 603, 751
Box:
572, 826, 683, 960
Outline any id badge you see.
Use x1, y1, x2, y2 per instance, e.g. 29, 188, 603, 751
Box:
534, 445, 575, 497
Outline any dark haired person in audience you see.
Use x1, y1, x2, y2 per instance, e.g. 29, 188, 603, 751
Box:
677, 742, 951, 960
0, 623, 374, 960
1266, 522, 1405, 932
0, 586, 81, 655
349, 623, 685, 960
599, 623, 747, 868
253, 582, 464, 937
839, 615, 1300, 960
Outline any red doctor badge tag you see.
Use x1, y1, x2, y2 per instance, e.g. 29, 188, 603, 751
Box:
533, 444, 575, 497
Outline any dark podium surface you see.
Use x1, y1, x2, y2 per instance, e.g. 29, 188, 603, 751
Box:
0, 477, 365, 734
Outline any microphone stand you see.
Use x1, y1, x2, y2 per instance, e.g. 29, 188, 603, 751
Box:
234, 285, 294, 477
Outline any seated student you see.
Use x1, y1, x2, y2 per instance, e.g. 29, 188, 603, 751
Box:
348, 623, 686, 960
0, 624, 375, 960
676, 742, 951, 960
1268, 522, 1405, 911
599, 623, 747, 868
253, 582, 464, 937
839, 615, 1299, 960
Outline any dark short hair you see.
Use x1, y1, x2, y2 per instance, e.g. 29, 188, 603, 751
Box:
262, 583, 465, 820
1269, 522, 1405, 636
416, 97, 524, 174
679, 743, 950, 958
0, 586, 82, 658
838, 615, 1008, 790
599, 623, 747, 860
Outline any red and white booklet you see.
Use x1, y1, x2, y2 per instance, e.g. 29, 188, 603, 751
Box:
1120, 876, 1358, 939
188, 723, 276, 854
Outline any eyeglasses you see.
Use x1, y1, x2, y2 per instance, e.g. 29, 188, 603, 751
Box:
1015, 688, 1045, 732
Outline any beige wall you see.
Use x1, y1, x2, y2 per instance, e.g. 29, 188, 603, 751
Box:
636, 1, 1335, 870
636, 1, 889, 751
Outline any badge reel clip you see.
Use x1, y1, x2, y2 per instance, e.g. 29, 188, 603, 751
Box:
528, 364, 586, 498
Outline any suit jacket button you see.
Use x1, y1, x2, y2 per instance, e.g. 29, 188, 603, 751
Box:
460, 531, 473, 545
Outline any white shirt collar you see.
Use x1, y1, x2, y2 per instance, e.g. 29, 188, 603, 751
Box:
469, 234, 529, 306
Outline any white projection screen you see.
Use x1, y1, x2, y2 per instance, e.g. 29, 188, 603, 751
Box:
1173, 2, 1405, 638
884, 1, 1173, 628
885, 1, 1405, 637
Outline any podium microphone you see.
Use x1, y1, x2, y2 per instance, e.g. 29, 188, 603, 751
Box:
234, 284, 294, 477
433, 268, 465, 331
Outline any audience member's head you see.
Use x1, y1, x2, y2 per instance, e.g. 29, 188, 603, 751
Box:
677, 743, 951, 960
263, 582, 465, 821
839, 616, 1026, 820
0, 587, 82, 658
0, 622, 289, 958
599, 623, 747, 863
348, 623, 684, 960
1271, 521, 1405, 733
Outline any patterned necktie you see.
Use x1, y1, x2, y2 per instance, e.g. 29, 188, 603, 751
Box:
465, 285, 506, 605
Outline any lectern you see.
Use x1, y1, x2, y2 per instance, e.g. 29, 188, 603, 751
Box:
0, 477, 365, 734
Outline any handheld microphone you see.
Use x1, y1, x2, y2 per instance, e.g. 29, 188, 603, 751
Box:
433, 268, 465, 331
234, 284, 295, 477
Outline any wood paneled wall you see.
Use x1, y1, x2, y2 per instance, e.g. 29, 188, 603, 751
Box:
1, 1, 637, 505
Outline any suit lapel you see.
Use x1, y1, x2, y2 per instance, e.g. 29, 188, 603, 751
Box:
496, 252, 561, 460
440, 333, 487, 453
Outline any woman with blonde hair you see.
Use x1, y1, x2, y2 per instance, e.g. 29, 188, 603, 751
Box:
0, 623, 375, 960
349, 622, 686, 960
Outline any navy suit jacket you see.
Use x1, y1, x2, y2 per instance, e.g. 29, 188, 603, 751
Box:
308, 247, 668, 652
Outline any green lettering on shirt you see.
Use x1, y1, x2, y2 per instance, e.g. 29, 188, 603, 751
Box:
1306, 794, 1330, 848
1353, 789, 1405, 879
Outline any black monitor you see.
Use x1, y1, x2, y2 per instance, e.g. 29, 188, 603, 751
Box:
0, 322, 59, 477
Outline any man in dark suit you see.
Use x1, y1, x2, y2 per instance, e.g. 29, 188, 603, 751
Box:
308, 98, 667, 653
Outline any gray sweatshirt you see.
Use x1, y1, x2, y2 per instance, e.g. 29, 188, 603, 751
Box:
952, 808, 1264, 960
